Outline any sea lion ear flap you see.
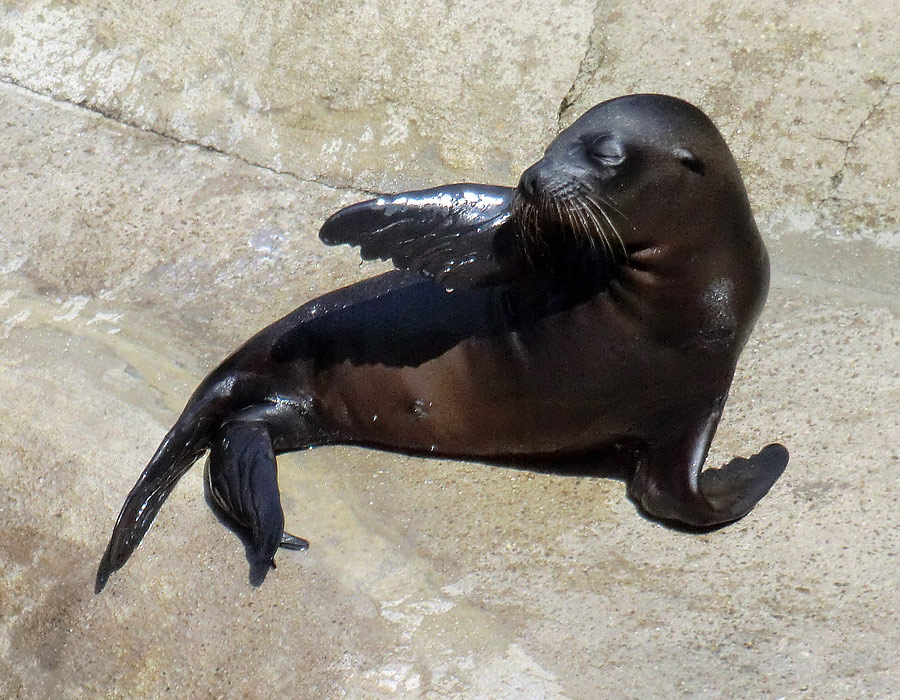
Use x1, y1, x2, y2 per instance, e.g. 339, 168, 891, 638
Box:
673, 147, 706, 176
319, 184, 524, 290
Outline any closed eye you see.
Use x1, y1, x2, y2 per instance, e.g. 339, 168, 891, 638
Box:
586, 134, 626, 167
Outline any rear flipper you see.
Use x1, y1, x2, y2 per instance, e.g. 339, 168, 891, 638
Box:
204, 416, 308, 586
627, 399, 789, 529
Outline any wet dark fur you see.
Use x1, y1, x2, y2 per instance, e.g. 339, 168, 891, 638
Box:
97, 95, 788, 592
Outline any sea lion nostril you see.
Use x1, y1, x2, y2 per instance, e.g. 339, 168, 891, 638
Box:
518, 164, 545, 198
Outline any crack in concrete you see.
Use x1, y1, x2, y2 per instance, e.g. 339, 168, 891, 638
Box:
813, 136, 851, 145
0, 77, 384, 198
828, 81, 895, 190
557, 0, 604, 130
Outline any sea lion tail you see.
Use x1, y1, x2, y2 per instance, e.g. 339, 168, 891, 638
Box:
95, 380, 233, 593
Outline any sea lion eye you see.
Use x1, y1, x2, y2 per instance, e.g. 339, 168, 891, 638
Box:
586, 135, 626, 167
674, 147, 706, 176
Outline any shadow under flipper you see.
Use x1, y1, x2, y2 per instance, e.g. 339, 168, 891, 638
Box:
630, 443, 791, 534
394, 440, 789, 536
484, 442, 640, 482
201, 438, 787, 584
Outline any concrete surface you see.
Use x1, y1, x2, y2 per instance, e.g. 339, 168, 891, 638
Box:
1, 1, 898, 698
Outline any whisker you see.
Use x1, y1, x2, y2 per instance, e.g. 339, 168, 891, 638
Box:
572, 200, 599, 256
580, 199, 609, 260
512, 184, 631, 270
594, 191, 635, 232
578, 193, 613, 258
583, 191, 627, 260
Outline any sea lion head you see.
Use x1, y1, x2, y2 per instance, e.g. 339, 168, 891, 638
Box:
513, 94, 758, 266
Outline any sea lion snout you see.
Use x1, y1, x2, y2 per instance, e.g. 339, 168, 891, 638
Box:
515, 159, 587, 212
517, 161, 547, 199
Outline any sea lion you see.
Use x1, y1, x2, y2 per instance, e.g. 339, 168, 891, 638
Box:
96, 93, 788, 592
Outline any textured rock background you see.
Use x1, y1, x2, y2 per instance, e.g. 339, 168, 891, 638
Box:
1, 1, 897, 698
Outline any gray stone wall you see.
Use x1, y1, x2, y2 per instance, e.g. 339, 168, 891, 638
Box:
1, 2, 897, 698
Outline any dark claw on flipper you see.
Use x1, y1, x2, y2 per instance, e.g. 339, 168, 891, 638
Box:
280, 532, 310, 550
95, 560, 114, 595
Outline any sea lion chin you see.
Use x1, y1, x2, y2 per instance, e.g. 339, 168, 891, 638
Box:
96, 93, 788, 592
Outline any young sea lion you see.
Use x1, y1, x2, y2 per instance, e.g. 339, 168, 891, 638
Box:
96, 94, 788, 592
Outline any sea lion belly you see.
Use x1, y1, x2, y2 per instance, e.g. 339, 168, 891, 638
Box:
309, 289, 675, 456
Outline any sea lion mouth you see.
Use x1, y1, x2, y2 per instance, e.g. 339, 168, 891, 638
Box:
511, 183, 631, 265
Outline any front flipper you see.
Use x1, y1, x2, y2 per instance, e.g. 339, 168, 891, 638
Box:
319, 184, 528, 291
627, 399, 789, 528
698, 444, 789, 518
204, 420, 307, 585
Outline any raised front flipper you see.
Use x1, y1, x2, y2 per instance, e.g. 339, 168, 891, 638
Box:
319, 184, 529, 291
627, 398, 789, 528
204, 418, 307, 585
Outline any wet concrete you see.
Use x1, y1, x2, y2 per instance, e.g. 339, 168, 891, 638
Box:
1, 2, 898, 698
